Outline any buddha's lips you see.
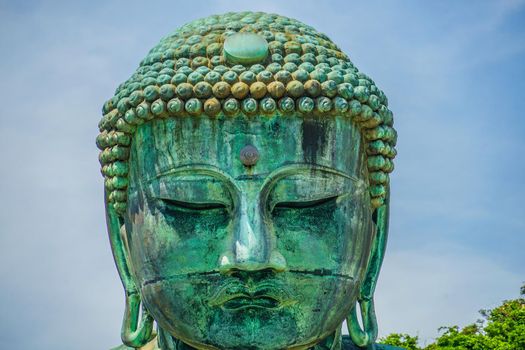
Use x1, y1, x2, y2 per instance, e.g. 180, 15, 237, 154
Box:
222, 295, 280, 310
208, 280, 293, 309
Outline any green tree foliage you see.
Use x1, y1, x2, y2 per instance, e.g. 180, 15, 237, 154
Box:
379, 333, 420, 350
379, 285, 525, 350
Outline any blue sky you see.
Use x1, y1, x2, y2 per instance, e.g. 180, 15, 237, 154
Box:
0, 1, 524, 349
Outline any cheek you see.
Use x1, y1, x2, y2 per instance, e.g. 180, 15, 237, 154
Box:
273, 208, 337, 270
140, 276, 217, 344
338, 195, 375, 279
126, 204, 231, 285
273, 197, 373, 275
270, 198, 372, 335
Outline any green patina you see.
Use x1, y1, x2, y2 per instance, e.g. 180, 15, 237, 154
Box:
98, 11, 399, 350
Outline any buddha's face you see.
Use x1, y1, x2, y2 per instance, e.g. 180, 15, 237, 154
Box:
123, 113, 374, 350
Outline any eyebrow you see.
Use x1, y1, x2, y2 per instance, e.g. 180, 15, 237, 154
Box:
143, 164, 232, 184
143, 162, 359, 184
264, 163, 360, 182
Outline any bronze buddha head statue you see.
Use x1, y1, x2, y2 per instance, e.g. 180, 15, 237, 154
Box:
97, 12, 397, 350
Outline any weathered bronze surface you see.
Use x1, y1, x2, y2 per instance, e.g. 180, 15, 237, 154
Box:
98, 11, 399, 350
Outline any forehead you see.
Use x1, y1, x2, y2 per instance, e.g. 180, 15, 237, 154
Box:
129, 114, 365, 182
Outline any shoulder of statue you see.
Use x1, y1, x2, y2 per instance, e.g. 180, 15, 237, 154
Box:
341, 336, 405, 350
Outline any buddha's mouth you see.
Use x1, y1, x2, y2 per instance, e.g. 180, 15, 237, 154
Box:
209, 280, 293, 310
222, 295, 280, 310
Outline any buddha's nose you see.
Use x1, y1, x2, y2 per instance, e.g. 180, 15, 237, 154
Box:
219, 196, 287, 275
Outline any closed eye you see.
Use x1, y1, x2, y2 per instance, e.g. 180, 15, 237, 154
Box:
273, 195, 338, 210
160, 198, 227, 211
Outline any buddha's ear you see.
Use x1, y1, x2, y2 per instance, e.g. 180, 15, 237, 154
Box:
105, 191, 155, 348
347, 186, 390, 347
361, 185, 390, 301
105, 191, 137, 295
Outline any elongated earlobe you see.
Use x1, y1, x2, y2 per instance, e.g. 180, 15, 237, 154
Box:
121, 292, 155, 348
346, 193, 390, 348
105, 191, 155, 348
347, 298, 378, 347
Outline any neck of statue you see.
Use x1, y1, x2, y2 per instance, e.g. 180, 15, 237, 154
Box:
156, 327, 343, 350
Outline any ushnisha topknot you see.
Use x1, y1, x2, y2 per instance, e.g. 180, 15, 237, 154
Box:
97, 11, 397, 214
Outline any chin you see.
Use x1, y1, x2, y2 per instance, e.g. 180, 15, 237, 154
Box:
206, 309, 300, 350
167, 308, 322, 350
144, 284, 353, 350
